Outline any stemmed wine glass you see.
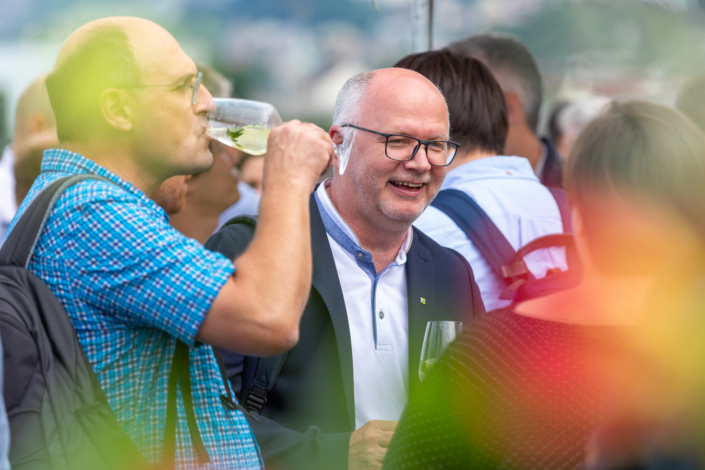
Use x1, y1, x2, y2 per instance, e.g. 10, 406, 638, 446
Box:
205, 98, 353, 173
419, 321, 464, 381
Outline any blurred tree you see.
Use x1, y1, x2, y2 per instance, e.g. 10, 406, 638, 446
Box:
500, 0, 705, 78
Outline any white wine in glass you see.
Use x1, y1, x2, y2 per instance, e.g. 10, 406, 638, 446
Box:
419, 321, 463, 381
206, 98, 282, 156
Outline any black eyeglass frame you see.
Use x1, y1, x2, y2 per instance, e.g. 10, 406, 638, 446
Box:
117, 71, 202, 105
341, 124, 461, 167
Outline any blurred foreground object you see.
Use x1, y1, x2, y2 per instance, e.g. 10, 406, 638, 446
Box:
383, 100, 705, 470
676, 73, 705, 134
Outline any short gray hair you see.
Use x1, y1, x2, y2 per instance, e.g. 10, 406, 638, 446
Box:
332, 71, 375, 130
447, 33, 543, 133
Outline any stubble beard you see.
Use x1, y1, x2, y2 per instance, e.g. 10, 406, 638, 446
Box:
347, 154, 437, 227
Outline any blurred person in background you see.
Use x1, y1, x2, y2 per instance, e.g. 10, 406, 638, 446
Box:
448, 33, 563, 188
167, 65, 244, 242
0, 75, 57, 245
216, 152, 260, 228
207, 67, 485, 470
170, 139, 242, 243
552, 96, 611, 161
239, 153, 264, 194
676, 73, 705, 133
547, 100, 570, 158
8, 16, 334, 468
383, 100, 705, 470
398, 50, 567, 312
150, 174, 189, 215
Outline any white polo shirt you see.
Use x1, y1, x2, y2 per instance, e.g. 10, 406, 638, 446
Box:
414, 156, 566, 312
315, 182, 410, 430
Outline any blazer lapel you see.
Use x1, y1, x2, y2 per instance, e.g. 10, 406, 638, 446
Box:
405, 233, 439, 397
309, 195, 356, 428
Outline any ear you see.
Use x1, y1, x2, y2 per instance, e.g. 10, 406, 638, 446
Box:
27, 112, 51, 134
329, 126, 344, 145
504, 91, 525, 126
99, 88, 134, 132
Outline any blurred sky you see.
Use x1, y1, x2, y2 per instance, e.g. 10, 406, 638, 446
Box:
1, 0, 705, 144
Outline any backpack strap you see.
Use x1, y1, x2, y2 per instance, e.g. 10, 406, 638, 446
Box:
244, 353, 289, 416
0, 174, 110, 267
498, 233, 582, 301
546, 186, 572, 233
221, 214, 258, 231
431, 189, 532, 284
163, 341, 210, 467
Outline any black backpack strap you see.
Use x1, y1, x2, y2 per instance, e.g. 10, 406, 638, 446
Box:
244, 353, 288, 415
221, 214, 258, 231
211, 347, 260, 420
546, 186, 572, 233
163, 341, 211, 467
430, 189, 528, 284
0, 174, 110, 267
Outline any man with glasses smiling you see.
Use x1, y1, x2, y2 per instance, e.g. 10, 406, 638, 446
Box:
208, 68, 485, 470
7, 17, 334, 469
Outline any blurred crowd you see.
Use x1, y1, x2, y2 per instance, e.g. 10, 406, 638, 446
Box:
1, 15, 705, 470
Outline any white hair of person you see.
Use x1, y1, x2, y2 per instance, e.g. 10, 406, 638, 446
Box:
332, 70, 376, 132
333, 69, 449, 135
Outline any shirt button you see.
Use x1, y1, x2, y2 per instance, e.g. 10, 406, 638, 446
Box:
379, 311, 384, 319
357, 252, 364, 258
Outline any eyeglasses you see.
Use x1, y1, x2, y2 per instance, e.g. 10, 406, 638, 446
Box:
341, 124, 460, 167
118, 71, 203, 105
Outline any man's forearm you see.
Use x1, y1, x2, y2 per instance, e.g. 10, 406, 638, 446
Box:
236, 183, 313, 333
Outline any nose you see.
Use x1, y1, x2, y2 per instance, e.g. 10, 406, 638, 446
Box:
404, 143, 432, 172
195, 84, 215, 115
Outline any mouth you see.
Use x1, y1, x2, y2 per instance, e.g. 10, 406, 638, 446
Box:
388, 180, 426, 197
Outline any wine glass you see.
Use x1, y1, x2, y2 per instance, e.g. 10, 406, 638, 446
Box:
419, 321, 463, 381
205, 98, 352, 172
206, 98, 281, 156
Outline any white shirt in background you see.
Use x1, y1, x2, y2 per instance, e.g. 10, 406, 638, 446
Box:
315, 181, 410, 430
415, 156, 566, 312
0, 146, 17, 246
216, 181, 260, 230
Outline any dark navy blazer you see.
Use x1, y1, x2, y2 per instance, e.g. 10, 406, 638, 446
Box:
205, 195, 486, 470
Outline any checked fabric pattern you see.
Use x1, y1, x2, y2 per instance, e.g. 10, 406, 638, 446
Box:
9, 149, 262, 469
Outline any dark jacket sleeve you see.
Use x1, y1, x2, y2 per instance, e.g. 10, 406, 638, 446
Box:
204, 225, 352, 470
247, 414, 351, 470
461, 250, 486, 318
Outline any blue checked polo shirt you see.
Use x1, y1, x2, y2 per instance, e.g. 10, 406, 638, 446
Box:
9, 149, 262, 469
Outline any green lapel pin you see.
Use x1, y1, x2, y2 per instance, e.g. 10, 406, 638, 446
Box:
420, 297, 426, 305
